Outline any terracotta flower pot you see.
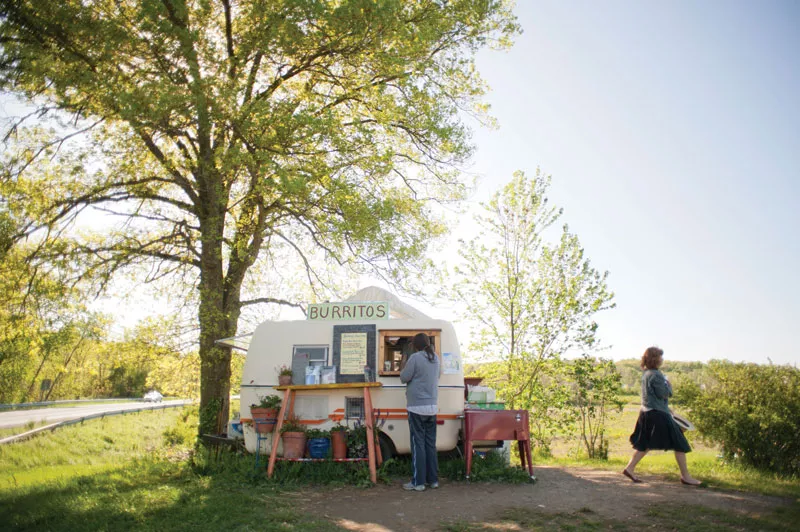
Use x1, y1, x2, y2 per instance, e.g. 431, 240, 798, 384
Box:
282, 431, 307, 459
331, 430, 347, 460
250, 407, 278, 433
278, 374, 292, 386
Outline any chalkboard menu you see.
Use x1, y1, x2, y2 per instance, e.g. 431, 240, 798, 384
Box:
332, 324, 376, 383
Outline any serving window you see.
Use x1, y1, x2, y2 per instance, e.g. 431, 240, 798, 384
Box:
378, 329, 441, 376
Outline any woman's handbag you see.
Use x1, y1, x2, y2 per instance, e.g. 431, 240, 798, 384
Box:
671, 412, 696, 432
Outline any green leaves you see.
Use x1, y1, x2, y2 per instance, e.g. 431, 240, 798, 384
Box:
680, 361, 800, 475
447, 169, 616, 451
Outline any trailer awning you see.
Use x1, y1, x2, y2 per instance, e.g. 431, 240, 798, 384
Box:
215, 334, 252, 352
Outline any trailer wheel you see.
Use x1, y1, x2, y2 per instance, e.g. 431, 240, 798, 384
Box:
378, 432, 396, 462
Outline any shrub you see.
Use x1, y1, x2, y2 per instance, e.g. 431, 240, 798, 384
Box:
679, 361, 800, 476
569, 354, 624, 460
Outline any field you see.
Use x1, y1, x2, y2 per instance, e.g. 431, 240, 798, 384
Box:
0, 403, 797, 531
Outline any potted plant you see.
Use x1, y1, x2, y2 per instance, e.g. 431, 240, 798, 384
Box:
305, 428, 331, 459
250, 395, 281, 433
280, 416, 307, 459
330, 424, 348, 460
277, 364, 293, 386
347, 424, 369, 459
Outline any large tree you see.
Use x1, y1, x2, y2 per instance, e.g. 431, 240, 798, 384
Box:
0, 1, 518, 431
450, 170, 614, 416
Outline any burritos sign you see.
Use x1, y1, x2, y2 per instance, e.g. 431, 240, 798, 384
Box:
307, 302, 389, 321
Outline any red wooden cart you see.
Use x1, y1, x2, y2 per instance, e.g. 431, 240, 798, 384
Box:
463, 408, 536, 482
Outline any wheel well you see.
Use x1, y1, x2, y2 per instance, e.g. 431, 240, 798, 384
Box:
378, 431, 397, 459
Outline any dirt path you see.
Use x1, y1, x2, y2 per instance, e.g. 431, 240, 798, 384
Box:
296, 466, 791, 531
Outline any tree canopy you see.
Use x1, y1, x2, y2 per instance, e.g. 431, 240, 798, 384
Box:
449, 169, 615, 412
0, 0, 518, 431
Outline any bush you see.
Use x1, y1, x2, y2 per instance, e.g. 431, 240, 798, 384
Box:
679, 361, 800, 476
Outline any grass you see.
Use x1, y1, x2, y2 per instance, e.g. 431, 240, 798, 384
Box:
2, 399, 798, 531
0, 420, 52, 439
538, 396, 800, 500
443, 504, 799, 531
0, 406, 339, 531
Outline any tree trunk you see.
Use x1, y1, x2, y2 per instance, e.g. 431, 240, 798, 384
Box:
196, 174, 237, 435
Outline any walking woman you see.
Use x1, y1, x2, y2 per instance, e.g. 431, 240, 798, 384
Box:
399, 333, 441, 491
623, 346, 701, 485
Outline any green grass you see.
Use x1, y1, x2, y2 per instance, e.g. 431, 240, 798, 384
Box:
536, 397, 800, 500
443, 504, 800, 531
0, 407, 339, 531
0, 420, 52, 439
2, 400, 798, 531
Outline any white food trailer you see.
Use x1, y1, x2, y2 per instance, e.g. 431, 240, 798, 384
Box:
236, 288, 466, 458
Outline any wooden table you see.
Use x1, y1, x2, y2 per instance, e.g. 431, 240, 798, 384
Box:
267, 382, 383, 483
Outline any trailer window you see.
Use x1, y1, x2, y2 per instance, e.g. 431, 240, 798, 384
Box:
378, 329, 441, 376
291, 345, 329, 384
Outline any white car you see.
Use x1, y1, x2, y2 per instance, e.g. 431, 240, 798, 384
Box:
143, 390, 163, 403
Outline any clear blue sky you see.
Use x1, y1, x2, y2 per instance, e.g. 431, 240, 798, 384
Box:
435, 0, 799, 365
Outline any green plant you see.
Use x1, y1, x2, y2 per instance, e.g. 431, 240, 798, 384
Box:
277, 365, 293, 376
280, 416, 306, 434
305, 428, 330, 439
251, 395, 281, 410
570, 354, 624, 460
330, 424, 348, 433
680, 361, 800, 476
346, 425, 369, 458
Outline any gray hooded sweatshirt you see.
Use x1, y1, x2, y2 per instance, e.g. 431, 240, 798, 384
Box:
400, 350, 440, 408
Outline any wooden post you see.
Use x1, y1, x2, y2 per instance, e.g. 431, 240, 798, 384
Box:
267, 388, 292, 478
363, 386, 377, 483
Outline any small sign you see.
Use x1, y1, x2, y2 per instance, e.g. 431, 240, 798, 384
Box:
307, 301, 389, 321
442, 352, 461, 375
340, 332, 368, 374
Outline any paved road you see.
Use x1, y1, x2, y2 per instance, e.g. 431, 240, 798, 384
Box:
0, 400, 190, 429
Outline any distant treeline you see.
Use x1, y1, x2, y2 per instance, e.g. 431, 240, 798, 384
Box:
465, 357, 711, 393
0, 317, 244, 404
614, 358, 709, 392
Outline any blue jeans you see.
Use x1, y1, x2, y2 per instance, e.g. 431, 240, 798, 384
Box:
408, 412, 438, 486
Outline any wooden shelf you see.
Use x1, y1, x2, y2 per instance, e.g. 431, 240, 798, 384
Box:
274, 382, 383, 391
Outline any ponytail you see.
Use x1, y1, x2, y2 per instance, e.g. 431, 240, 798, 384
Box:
412, 333, 436, 363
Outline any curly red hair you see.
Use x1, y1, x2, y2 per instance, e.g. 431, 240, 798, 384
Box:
640, 346, 664, 370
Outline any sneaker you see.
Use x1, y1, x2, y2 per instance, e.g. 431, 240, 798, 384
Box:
428, 482, 439, 489
403, 482, 425, 491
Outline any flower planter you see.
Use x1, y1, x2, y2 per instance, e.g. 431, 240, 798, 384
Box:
307, 437, 331, 459
331, 430, 347, 459
282, 431, 307, 459
250, 407, 278, 433
278, 374, 292, 386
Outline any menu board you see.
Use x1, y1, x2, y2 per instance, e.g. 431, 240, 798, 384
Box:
340, 333, 367, 374
332, 324, 376, 383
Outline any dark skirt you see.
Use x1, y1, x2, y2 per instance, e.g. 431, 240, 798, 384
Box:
629, 410, 691, 453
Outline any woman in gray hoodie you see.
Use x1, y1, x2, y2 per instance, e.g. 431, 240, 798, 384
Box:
623, 346, 701, 485
399, 333, 441, 491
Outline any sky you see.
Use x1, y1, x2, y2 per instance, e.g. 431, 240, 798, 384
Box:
401, 0, 799, 365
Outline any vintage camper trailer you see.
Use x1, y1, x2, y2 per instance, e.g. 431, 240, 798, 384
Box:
238, 289, 465, 458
